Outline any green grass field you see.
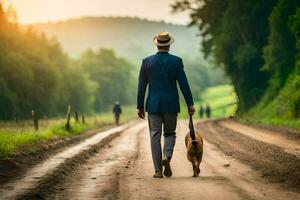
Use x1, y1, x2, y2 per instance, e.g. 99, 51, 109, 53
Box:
179, 83, 299, 130
179, 84, 237, 119
0, 106, 136, 159
240, 116, 300, 130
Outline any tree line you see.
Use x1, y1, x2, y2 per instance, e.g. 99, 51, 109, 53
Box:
0, 4, 135, 120
173, 0, 300, 118
183, 57, 227, 100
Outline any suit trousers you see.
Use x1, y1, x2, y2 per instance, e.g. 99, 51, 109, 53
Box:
148, 113, 177, 172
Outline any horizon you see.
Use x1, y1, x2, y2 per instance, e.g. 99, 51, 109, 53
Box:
4, 0, 190, 25
24, 15, 190, 26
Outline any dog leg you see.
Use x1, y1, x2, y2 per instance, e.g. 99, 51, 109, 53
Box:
196, 160, 201, 176
192, 160, 197, 177
196, 150, 203, 176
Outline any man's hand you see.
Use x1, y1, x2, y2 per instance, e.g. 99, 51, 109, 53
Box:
138, 109, 145, 119
188, 105, 195, 116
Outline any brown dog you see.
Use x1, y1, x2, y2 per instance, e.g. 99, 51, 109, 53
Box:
185, 130, 203, 177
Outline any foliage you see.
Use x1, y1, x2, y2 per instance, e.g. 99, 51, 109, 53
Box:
31, 16, 229, 101
183, 56, 228, 100
179, 84, 237, 118
290, 8, 300, 51
75, 49, 135, 112
0, 120, 87, 159
246, 1, 300, 125
172, 0, 276, 112
58, 65, 97, 115
0, 4, 135, 120
290, 9, 300, 118
0, 105, 137, 159
199, 84, 237, 118
262, 0, 299, 100
173, 0, 300, 127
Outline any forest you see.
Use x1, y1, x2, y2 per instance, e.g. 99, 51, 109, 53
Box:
5, 0, 300, 124
0, 4, 135, 120
173, 0, 300, 124
0, 3, 226, 120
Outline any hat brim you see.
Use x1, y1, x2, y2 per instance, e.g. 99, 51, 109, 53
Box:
153, 36, 174, 46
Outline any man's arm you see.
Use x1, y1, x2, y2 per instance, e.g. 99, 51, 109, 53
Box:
137, 59, 148, 118
177, 58, 195, 115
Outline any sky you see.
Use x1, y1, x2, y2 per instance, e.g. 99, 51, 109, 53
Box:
4, 0, 190, 25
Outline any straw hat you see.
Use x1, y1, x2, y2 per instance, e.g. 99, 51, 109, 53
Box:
153, 32, 174, 47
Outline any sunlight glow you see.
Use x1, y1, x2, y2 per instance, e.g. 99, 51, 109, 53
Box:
6, 0, 190, 24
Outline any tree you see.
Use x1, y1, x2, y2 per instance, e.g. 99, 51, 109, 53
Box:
77, 49, 135, 112
262, 0, 299, 100
172, 0, 277, 112
0, 3, 97, 119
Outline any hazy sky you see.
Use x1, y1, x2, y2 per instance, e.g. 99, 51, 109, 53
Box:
5, 0, 190, 25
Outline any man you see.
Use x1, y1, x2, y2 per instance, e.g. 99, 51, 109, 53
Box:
113, 101, 122, 125
199, 105, 204, 118
137, 32, 195, 178
205, 104, 211, 118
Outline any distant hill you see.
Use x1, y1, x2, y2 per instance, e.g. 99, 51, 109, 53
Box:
28, 17, 201, 63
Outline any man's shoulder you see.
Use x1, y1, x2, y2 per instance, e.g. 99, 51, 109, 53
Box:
143, 54, 156, 62
168, 53, 182, 61
143, 53, 182, 62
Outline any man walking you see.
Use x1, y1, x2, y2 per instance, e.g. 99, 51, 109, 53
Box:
205, 104, 211, 118
199, 105, 204, 118
113, 101, 122, 125
137, 32, 195, 178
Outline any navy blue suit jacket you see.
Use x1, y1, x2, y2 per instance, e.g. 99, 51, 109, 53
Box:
137, 52, 194, 113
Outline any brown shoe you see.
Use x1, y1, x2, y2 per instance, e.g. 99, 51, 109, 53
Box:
162, 158, 172, 177
153, 171, 163, 178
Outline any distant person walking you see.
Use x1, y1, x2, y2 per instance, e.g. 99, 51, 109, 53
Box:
113, 101, 122, 125
205, 104, 211, 118
199, 105, 204, 118
137, 32, 195, 178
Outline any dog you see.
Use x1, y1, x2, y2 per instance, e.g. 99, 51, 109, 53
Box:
185, 130, 203, 177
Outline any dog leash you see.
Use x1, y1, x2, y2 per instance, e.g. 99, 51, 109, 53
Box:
189, 115, 196, 141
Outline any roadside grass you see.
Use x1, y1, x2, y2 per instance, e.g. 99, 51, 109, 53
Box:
243, 75, 300, 131
240, 116, 300, 130
179, 84, 237, 119
0, 106, 137, 160
243, 96, 300, 130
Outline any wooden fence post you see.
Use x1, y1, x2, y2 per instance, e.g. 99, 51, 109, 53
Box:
66, 105, 71, 131
75, 111, 79, 123
31, 110, 39, 131
81, 112, 85, 124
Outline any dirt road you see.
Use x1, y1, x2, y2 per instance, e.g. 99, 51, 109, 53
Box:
119, 121, 299, 200
0, 119, 299, 199
219, 120, 300, 157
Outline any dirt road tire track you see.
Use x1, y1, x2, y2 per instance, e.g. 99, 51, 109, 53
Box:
119, 121, 300, 200
198, 120, 300, 191
18, 131, 123, 200
43, 122, 146, 200
2, 120, 299, 200
0, 125, 115, 185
